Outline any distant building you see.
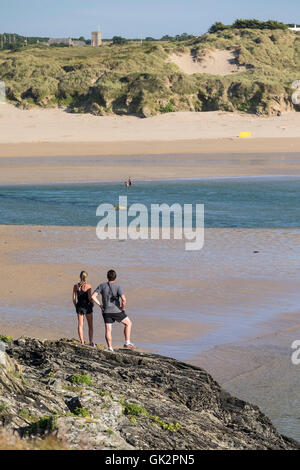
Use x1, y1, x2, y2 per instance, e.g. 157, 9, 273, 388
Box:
47, 38, 73, 46
42, 38, 86, 47
288, 24, 300, 32
91, 31, 102, 46
72, 40, 86, 46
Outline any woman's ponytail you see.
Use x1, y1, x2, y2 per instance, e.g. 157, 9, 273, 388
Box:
79, 271, 88, 287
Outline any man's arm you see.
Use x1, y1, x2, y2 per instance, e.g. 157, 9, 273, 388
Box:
120, 294, 126, 312
92, 291, 102, 309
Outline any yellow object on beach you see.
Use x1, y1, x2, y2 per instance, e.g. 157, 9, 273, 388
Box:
114, 205, 126, 210
238, 131, 252, 138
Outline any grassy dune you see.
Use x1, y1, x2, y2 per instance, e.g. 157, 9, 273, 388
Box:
0, 28, 299, 116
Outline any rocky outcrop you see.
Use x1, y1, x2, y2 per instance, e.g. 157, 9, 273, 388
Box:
0, 337, 299, 450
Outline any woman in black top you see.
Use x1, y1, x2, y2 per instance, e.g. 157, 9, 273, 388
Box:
73, 271, 94, 346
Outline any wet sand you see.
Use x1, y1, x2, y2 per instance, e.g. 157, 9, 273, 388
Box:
1, 151, 300, 185
0, 225, 213, 346
189, 313, 300, 441
1, 224, 299, 346
1, 139, 300, 158
1, 224, 299, 440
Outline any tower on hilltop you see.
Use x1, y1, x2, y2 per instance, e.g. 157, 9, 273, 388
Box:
91, 31, 102, 46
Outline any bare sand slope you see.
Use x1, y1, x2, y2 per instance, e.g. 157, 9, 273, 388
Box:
168, 50, 246, 75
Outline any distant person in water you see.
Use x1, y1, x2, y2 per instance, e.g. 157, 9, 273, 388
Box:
73, 271, 94, 346
92, 270, 134, 352
124, 177, 132, 187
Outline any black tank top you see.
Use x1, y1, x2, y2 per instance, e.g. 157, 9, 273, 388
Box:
77, 284, 90, 304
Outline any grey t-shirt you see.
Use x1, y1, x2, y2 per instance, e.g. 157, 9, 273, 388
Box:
95, 282, 124, 314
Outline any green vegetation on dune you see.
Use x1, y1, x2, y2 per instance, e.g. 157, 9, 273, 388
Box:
0, 28, 299, 116
209, 19, 288, 33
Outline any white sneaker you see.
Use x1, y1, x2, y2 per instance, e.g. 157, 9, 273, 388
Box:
107, 347, 114, 352
123, 342, 135, 350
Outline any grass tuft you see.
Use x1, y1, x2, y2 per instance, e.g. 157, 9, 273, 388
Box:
73, 407, 90, 418
121, 401, 149, 417
25, 415, 57, 436
71, 373, 93, 386
0, 335, 13, 343
151, 416, 181, 432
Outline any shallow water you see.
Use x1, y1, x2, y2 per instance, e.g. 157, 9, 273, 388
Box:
0, 176, 300, 227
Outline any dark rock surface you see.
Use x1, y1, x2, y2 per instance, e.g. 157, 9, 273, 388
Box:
0, 337, 299, 450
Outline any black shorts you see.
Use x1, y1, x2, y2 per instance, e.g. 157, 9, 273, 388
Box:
76, 303, 93, 315
102, 311, 127, 324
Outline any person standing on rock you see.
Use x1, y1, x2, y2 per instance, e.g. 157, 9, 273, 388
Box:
73, 271, 94, 346
92, 269, 134, 352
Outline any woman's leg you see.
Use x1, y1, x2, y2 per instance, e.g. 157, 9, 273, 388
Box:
77, 314, 84, 344
86, 313, 94, 345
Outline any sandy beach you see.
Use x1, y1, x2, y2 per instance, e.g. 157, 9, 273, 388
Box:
0, 105, 300, 184
1, 104, 300, 145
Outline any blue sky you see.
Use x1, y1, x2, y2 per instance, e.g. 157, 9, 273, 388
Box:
1, 0, 299, 39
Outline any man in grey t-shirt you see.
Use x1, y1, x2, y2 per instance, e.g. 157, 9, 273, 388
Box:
92, 270, 134, 352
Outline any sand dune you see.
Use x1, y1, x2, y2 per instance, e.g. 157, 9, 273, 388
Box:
168, 50, 246, 75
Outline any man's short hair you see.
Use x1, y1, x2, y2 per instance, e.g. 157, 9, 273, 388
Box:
107, 269, 117, 281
